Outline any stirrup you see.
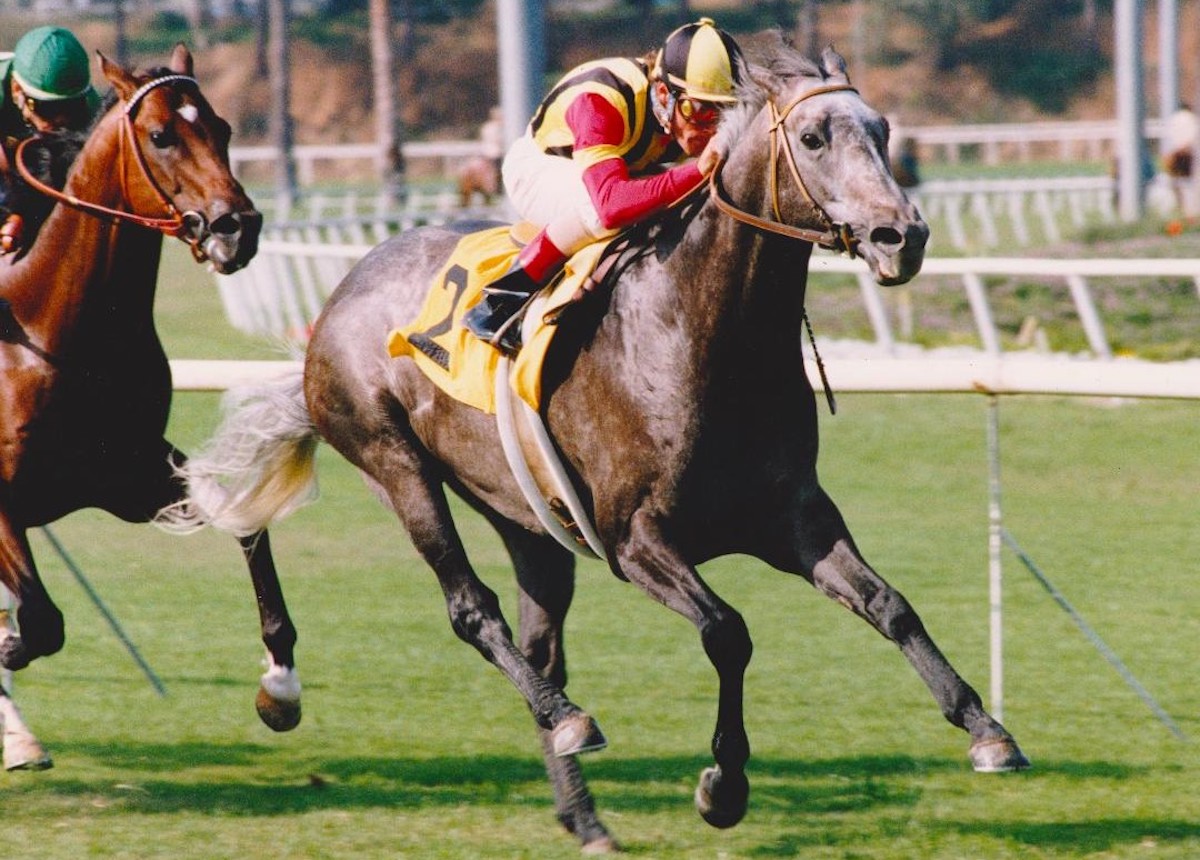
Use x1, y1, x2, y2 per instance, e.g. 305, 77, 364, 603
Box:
488, 302, 528, 358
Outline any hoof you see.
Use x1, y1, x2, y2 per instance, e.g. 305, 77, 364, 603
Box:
551, 712, 607, 757
4, 732, 53, 771
580, 835, 621, 855
0, 635, 30, 672
255, 686, 301, 732
694, 765, 748, 829
970, 737, 1031, 773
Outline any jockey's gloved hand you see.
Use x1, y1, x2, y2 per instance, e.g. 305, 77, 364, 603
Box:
0, 214, 25, 256
696, 137, 727, 178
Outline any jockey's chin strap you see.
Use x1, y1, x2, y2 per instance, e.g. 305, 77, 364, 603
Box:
708, 82, 860, 256
15, 74, 208, 253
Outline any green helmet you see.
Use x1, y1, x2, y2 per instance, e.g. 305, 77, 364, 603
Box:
11, 25, 93, 102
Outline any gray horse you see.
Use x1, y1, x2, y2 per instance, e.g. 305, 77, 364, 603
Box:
166, 41, 1028, 852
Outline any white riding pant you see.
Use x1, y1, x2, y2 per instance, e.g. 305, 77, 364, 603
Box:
502, 134, 620, 255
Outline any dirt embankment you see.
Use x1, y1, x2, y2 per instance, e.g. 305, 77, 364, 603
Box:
32, 3, 1200, 146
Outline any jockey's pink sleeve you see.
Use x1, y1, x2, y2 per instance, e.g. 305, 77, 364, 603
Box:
566, 93, 704, 231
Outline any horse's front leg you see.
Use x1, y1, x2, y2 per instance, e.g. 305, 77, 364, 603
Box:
0, 516, 64, 671
239, 530, 301, 732
771, 488, 1029, 772
0, 591, 51, 771
614, 510, 753, 829
0, 679, 52, 771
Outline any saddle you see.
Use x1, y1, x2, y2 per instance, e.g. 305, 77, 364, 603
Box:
386, 223, 630, 414
386, 222, 647, 557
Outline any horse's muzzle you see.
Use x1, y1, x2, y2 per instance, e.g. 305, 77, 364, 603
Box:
860, 219, 929, 286
196, 209, 262, 274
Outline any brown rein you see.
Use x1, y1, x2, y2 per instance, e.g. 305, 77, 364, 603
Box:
707, 83, 860, 255
14, 74, 200, 238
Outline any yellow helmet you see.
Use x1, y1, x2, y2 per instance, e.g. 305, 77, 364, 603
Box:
653, 18, 743, 104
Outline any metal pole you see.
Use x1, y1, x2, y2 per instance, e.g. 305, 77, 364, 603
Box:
1115, 0, 1147, 222
496, 0, 546, 149
1001, 529, 1185, 740
1158, 0, 1179, 125
986, 396, 1004, 723
40, 527, 166, 696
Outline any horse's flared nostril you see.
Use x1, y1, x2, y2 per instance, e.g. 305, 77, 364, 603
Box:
210, 212, 242, 239
869, 225, 904, 248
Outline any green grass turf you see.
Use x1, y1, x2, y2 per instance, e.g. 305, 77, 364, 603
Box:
2, 380, 1197, 858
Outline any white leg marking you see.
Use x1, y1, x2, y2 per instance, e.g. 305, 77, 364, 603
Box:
260, 655, 301, 703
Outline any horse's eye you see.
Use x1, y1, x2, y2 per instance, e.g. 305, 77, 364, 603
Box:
149, 128, 178, 149
800, 132, 823, 151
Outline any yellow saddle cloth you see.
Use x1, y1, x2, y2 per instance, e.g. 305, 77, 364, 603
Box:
385, 225, 608, 414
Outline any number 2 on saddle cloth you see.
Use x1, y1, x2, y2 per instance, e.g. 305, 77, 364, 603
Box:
387, 224, 612, 415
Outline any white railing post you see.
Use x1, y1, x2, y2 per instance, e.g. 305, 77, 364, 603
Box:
962, 272, 1003, 355
1065, 274, 1113, 359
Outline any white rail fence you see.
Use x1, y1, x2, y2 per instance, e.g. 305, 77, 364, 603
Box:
901, 117, 1168, 165
810, 254, 1200, 360
227, 118, 1174, 180
243, 173, 1185, 258
213, 225, 1200, 359
908, 176, 1182, 251
168, 355, 1200, 401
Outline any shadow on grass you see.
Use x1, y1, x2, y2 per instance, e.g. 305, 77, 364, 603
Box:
10, 741, 1152, 809
950, 819, 1200, 853
7, 750, 942, 816
9, 744, 1195, 855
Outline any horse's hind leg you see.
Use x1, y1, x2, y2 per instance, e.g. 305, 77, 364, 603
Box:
775, 490, 1029, 772
239, 530, 301, 732
372, 465, 603, 751
138, 445, 300, 732
496, 521, 616, 853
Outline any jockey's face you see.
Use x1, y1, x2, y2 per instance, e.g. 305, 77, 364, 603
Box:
655, 81, 720, 158
11, 79, 72, 133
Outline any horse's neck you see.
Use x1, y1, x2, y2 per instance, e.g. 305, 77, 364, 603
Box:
659, 154, 814, 354
6, 111, 165, 351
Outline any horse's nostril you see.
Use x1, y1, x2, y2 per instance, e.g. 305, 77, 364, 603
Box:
210, 212, 241, 238
869, 226, 904, 247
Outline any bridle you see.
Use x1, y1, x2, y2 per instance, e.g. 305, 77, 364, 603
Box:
14, 74, 211, 253
705, 81, 863, 415
708, 82, 860, 255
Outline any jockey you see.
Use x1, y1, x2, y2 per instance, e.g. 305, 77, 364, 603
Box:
464, 17, 744, 355
0, 25, 100, 256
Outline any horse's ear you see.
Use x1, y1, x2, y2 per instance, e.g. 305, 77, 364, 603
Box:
820, 46, 850, 84
169, 43, 194, 77
97, 50, 139, 100
747, 62, 784, 100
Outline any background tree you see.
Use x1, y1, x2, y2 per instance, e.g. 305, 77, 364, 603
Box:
896, 0, 964, 71
267, 0, 298, 213
370, 0, 405, 204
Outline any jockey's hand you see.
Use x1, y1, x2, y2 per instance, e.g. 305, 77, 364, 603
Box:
695, 137, 726, 178
0, 214, 24, 256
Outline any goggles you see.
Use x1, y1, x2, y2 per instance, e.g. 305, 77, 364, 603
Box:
675, 94, 722, 129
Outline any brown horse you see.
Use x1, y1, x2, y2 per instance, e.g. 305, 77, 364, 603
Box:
456, 154, 502, 208
0, 45, 301, 771
169, 43, 1028, 850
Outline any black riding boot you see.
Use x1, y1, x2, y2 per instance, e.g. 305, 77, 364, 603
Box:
463, 227, 566, 357
462, 268, 540, 357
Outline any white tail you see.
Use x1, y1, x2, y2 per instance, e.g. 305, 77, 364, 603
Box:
157, 369, 320, 537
